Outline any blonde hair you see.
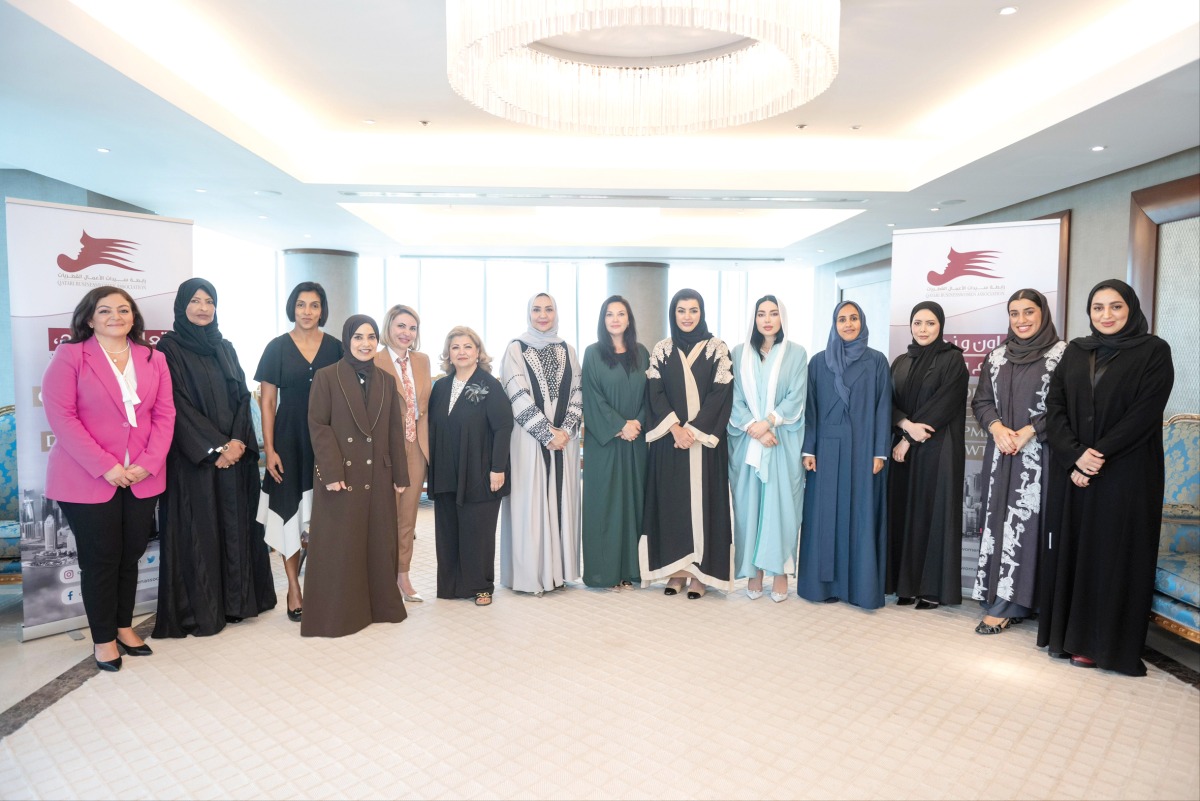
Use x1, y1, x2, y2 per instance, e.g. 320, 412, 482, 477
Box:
381, 304, 421, 351
439, 325, 492, 374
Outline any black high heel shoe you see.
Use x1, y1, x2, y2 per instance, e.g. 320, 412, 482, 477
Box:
287, 606, 303, 622
115, 638, 153, 656
94, 646, 122, 673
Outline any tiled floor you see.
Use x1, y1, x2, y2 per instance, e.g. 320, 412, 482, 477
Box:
1, 501, 1198, 800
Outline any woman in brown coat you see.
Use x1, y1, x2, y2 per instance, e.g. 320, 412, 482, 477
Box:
374, 304, 432, 602
301, 315, 409, 637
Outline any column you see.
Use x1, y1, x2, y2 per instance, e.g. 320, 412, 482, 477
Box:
282, 249, 358, 329
606, 261, 669, 345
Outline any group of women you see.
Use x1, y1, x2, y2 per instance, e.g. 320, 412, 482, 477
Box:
42, 275, 1172, 677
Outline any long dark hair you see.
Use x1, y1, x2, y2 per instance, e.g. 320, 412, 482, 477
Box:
285, 281, 330, 326
595, 295, 639, 370
69, 286, 153, 359
748, 295, 783, 361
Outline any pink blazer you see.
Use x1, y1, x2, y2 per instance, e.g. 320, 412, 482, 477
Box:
42, 337, 176, 503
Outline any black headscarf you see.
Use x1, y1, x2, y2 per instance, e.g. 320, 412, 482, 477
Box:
1003, 288, 1060, 364
167, 277, 243, 388
170, 277, 224, 355
1074, 279, 1152, 362
899, 301, 959, 413
341, 314, 379, 397
669, 288, 711, 350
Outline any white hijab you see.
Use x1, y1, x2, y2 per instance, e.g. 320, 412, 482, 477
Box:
516, 293, 564, 349
739, 297, 797, 476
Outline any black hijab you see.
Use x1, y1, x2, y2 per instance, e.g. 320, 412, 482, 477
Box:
1003, 288, 1060, 364
669, 288, 711, 351
170, 277, 224, 355
167, 277, 243, 388
899, 301, 959, 412
1074, 279, 1152, 362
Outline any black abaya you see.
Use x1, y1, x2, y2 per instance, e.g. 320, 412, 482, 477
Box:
1038, 337, 1174, 675
154, 334, 276, 637
886, 346, 969, 604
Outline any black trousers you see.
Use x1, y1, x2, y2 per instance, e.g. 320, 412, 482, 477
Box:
434, 493, 499, 599
58, 489, 158, 644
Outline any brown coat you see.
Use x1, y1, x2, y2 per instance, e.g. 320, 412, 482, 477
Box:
374, 347, 432, 463
301, 360, 409, 637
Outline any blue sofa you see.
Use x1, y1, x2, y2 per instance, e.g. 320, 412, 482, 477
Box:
1152, 414, 1200, 642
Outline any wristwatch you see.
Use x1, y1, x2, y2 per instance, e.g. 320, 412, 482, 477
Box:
208, 443, 229, 455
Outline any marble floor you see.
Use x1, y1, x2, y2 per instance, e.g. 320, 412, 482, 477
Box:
0, 501, 1198, 800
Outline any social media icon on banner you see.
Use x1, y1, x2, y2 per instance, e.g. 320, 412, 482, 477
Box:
61, 588, 84, 605
59, 566, 81, 583
138, 553, 158, 570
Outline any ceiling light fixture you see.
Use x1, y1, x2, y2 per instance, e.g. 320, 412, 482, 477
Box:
446, 0, 840, 135
1091, 145, 1107, 151
930, 207, 940, 212
195, 188, 206, 193
998, 7, 1018, 15
96, 147, 110, 153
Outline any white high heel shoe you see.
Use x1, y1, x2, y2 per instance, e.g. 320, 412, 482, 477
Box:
745, 587, 764, 600
770, 591, 788, 603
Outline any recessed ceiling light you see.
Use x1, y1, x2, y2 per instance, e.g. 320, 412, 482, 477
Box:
303, 234, 312, 238
1091, 145, 1107, 152
257, 215, 268, 220
96, 147, 110, 153
930, 207, 940, 212
999, 6, 1018, 15
886, 223, 896, 227
363, 119, 376, 125
817, 249, 825, 253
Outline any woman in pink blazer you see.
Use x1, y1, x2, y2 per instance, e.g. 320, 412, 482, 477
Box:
42, 286, 176, 672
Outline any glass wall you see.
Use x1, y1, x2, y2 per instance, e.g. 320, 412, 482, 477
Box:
199, 241, 818, 386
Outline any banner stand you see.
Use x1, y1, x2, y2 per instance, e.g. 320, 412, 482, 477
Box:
5, 198, 192, 641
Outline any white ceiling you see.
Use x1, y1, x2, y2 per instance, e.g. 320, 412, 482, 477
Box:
1, 0, 1197, 267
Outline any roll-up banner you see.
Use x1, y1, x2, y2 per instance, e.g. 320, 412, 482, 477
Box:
5, 198, 192, 641
889, 219, 1066, 593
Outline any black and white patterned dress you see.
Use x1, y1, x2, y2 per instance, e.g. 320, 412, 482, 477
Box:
499, 340, 584, 593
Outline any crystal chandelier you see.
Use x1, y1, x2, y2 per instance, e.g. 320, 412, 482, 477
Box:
446, 0, 840, 136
